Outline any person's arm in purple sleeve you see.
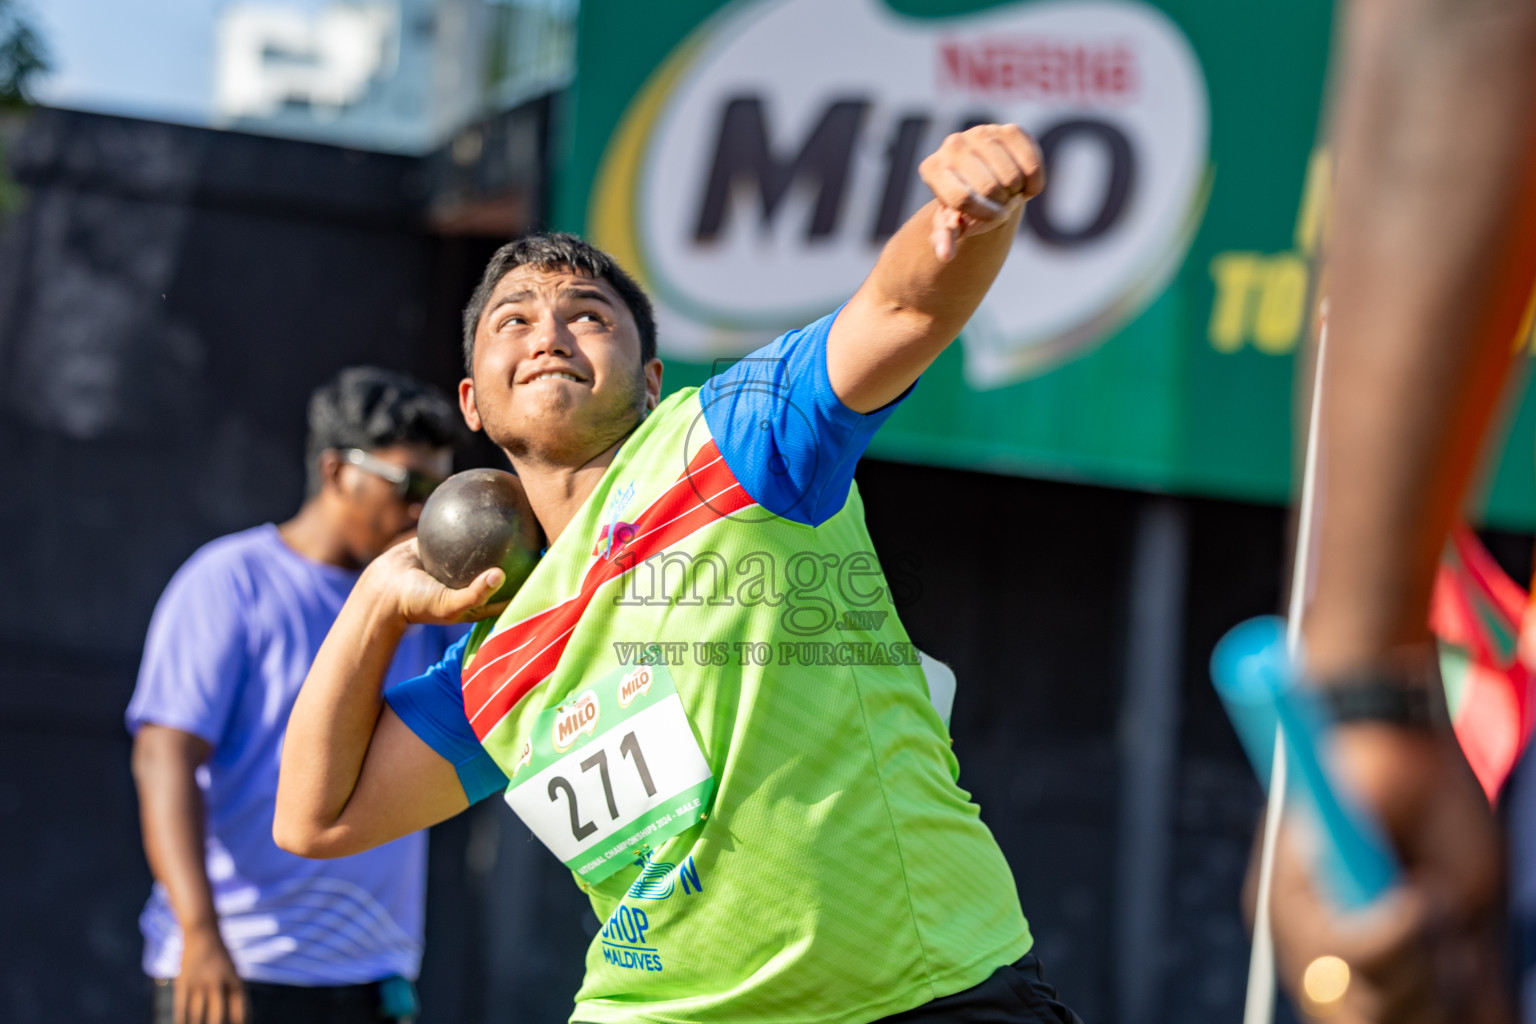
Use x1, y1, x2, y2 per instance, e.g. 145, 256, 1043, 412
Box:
826, 124, 1043, 413
127, 556, 249, 1024
132, 727, 246, 1024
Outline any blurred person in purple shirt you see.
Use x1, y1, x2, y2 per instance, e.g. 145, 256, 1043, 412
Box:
127, 367, 462, 1024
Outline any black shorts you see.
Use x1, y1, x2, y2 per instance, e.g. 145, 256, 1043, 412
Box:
569, 951, 1083, 1024
876, 953, 1084, 1024
149, 976, 399, 1024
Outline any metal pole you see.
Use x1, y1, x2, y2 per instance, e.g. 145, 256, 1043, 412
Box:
1115, 496, 1189, 1024
1244, 313, 1329, 1024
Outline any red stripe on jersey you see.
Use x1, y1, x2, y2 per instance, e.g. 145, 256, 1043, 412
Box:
462, 440, 756, 740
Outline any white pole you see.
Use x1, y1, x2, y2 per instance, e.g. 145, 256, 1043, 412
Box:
1244, 308, 1328, 1024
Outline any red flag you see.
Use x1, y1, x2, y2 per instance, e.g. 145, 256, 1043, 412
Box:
1430, 527, 1536, 801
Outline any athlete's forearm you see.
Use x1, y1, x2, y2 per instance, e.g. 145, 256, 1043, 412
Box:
827, 124, 1041, 412
827, 198, 1022, 413
1305, 0, 1536, 678
864, 196, 1023, 336
274, 571, 407, 854
132, 726, 223, 940
278, 540, 503, 857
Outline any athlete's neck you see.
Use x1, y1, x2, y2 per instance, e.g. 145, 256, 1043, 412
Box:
508, 433, 629, 543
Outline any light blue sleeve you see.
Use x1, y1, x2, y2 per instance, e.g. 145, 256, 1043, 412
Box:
700, 306, 913, 526
386, 632, 509, 804
126, 553, 249, 746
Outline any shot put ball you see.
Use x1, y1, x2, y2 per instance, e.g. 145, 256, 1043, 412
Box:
417, 468, 541, 602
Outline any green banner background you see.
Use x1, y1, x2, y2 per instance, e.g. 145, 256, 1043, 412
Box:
556, 0, 1536, 530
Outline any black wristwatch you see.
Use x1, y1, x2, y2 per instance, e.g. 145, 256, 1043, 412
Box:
1314, 672, 1450, 730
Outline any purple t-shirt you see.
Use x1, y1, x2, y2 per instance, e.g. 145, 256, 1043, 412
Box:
126, 524, 456, 985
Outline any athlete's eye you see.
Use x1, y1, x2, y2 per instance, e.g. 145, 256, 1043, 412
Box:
498, 314, 528, 329
574, 311, 603, 323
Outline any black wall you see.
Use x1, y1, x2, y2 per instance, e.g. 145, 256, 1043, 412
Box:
0, 107, 1406, 1024
0, 108, 494, 1022
857, 463, 1288, 1022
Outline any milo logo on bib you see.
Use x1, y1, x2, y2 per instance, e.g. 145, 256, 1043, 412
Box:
504, 661, 716, 884
554, 690, 600, 752
618, 667, 654, 708
510, 740, 533, 778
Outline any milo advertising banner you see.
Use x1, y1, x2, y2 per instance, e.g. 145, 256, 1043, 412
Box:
557, 0, 1536, 526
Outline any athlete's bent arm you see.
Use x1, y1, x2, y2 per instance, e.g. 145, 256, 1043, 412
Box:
274, 540, 505, 858
827, 123, 1044, 413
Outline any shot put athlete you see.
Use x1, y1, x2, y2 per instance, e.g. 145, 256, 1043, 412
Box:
275, 124, 1078, 1023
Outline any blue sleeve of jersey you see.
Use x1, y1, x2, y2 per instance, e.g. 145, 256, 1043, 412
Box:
700, 307, 912, 526
385, 633, 508, 804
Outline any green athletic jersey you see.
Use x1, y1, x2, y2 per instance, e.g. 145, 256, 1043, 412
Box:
459, 387, 1030, 1023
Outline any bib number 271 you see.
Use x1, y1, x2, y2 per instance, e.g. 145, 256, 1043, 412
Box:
502, 662, 715, 883
548, 730, 656, 841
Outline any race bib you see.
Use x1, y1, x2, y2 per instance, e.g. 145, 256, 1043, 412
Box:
503, 661, 715, 884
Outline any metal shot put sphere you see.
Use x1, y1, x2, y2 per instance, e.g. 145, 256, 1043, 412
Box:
417, 469, 541, 602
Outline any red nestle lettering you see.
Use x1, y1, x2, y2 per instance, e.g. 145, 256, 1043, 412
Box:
938, 38, 1137, 103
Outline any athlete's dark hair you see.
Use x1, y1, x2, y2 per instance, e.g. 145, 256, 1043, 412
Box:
461, 233, 657, 374
304, 366, 460, 496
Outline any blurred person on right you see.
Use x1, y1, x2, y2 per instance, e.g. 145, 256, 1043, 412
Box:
1260, 0, 1536, 1022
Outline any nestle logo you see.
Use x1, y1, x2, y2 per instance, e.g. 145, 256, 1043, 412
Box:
553, 690, 600, 751
938, 37, 1138, 102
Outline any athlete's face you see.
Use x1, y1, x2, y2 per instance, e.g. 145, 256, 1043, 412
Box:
460, 266, 662, 466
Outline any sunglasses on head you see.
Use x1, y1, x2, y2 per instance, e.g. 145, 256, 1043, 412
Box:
339, 448, 443, 504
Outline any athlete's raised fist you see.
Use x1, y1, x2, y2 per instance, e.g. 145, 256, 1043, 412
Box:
919, 123, 1045, 262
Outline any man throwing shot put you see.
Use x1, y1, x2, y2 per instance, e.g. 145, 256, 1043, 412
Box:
276, 124, 1081, 1023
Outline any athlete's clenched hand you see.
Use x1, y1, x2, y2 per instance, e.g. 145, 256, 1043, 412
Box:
1266, 725, 1510, 1024
363, 537, 510, 626
919, 123, 1044, 262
